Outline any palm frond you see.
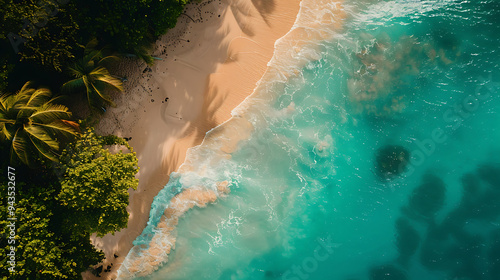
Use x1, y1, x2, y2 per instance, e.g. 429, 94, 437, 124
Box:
98, 55, 120, 65
47, 95, 68, 105
60, 120, 80, 133
0, 117, 15, 125
0, 120, 15, 142
0, 123, 13, 140
3, 82, 77, 165
24, 125, 59, 150
32, 121, 79, 137
90, 81, 115, 107
0, 93, 11, 110
30, 104, 72, 123
64, 40, 123, 111
62, 77, 86, 94
28, 133, 59, 162
94, 76, 123, 92
26, 87, 52, 107
90, 66, 111, 77
67, 66, 85, 78
11, 129, 30, 165
85, 38, 99, 54
82, 76, 95, 108
0, 95, 17, 141
13, 87, 32, 108
86, 50, 103, 65
16, 106, 38, 122
132, 45, 155, 65
18, 81, 35, 96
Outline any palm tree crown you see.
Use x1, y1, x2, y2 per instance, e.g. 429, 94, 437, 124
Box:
62, 43, 123, 110
0, 82, 79, 165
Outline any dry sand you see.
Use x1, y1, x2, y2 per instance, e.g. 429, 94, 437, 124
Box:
83, 0, 301, 278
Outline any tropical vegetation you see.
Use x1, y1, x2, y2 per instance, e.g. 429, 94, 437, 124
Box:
62, 41, 123, 110
0, 0, 191, 278
0, 126, 139, 279
0, 0, 190, 91
57, 128, 139, 236
0, 180, 104, 280
0, 82, 78, 165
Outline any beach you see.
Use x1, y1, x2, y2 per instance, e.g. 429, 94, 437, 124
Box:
83, 0, 301, 278
2, 0, 499, 279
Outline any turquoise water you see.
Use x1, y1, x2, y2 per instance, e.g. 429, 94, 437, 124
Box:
119, 0, 500, 279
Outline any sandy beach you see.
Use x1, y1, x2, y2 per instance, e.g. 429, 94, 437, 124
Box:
83, 0, 301, 278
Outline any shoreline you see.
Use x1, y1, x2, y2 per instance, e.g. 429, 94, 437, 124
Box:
84, 0, 301, 278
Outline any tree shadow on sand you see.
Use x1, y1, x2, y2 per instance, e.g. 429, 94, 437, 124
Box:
228, 0, 256, 37
251, 0, 276, 26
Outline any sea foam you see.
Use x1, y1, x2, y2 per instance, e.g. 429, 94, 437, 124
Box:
117, 0, 346, 278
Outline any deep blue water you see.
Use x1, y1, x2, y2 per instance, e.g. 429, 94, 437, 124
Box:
119, 0, 500, 279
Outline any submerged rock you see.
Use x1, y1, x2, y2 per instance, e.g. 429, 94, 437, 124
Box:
470, 191, 500, 222
264, 270, 283, 278
459, 171, 500, 222
419, 227, 449, 271
445, 234, 484, 280
369, 265, 407, 280
409, 174, 446, 218
395, 218, 420, 263
374, 145, 410, 180
431, 28, 460, 51
477, 164, 500, 189
461, 173, 481, 199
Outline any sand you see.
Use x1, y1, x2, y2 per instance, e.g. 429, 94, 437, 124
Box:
82, 0, 301, 279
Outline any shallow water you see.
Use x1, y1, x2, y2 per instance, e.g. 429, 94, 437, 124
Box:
119, 0, 500, 279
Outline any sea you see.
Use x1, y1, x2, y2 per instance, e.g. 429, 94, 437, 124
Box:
118, 0, 500, 279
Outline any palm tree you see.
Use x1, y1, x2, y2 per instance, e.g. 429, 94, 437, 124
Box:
62, 41, 123, 110
0, 82, 79, 165
125, 44, 155, 65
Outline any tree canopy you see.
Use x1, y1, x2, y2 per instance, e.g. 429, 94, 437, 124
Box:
0, 127, 139, 278
72, 0, 189, 53
0, 0, 80, 72
57, 128, 139, 236
0, 172, 103, 280
0, 0, 190, 88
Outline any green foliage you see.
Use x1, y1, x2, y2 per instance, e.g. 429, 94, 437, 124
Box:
57, 127, 139, 236
0, 127, 137, 279
0, 62, 13, 92
18, 10, 79, 72
0, 82, 79, 165
0, 0, 190, 87
0, 0, 80, 71
130, 44, 155, 66
0, 0, 188, 277
0, 179, 104, 280
62, 42, 123, 110
72, 0, 188, 54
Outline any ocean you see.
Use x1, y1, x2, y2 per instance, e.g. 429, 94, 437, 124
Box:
118, 0, 500, 279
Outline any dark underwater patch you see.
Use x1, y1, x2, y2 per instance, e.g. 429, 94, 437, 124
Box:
369, 265, 407, 280
374, 145, 410, 180
408, 174, 446, 218
395, 218, 420, 264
